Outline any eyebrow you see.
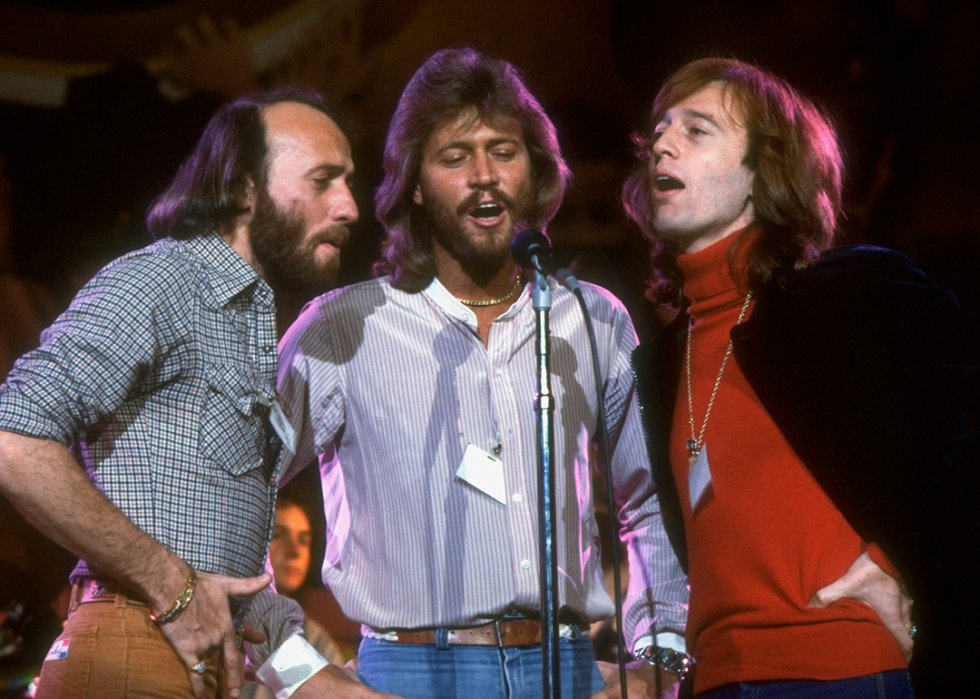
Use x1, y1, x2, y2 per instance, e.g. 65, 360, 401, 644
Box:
436, 136, 522, 153
657, 109, 724, 130
309, 162, 353, 178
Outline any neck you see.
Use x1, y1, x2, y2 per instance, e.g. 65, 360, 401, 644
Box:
431, 247, 520, 306
221, 223, 266, 279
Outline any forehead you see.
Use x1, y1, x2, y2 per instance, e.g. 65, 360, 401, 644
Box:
656, 82, 746, 130
424, 108, 525, 151
274, 502, 311, 530
262, 101, 352, 167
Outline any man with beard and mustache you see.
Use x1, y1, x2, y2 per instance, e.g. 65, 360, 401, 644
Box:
0, 89, 360, 699
270, 49, 689, 699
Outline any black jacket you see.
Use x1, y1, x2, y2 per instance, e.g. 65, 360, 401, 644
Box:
632, 246, 980, 696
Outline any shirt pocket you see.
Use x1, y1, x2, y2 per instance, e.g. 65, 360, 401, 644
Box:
200, 363, 271, 476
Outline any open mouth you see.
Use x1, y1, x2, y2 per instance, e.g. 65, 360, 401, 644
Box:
655, 174, 685, 192
471, 202, 504, 220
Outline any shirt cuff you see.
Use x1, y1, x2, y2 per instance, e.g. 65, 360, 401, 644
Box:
632, 632, 687, 656
254, 633, 329, 699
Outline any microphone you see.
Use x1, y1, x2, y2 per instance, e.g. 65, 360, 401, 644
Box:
511, 230, 581, 293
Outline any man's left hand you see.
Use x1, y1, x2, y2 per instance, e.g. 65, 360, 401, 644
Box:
592, 660, 679, 699
808, 550, 914, 661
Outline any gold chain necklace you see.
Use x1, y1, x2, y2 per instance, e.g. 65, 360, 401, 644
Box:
685, 291, 753, 467
455, 275, 523, 307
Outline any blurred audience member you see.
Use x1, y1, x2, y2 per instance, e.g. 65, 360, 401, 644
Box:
241, 491, 345, 699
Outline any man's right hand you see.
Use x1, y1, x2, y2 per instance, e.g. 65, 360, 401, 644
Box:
808, 550, 914, 661
292, 661, 404, 699
154, 570, 272, 699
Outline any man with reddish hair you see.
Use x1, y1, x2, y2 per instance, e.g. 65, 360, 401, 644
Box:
628, 57, 978, 697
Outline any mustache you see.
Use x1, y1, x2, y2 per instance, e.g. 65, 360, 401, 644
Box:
456, 188, 518, 217
306, 224, 350, 250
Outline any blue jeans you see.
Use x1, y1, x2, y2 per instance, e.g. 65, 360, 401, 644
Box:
357, 634, 606, 699
698, 670, 915, 699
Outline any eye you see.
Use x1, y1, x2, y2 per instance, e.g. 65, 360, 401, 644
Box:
441, 154, 466, 167
492, 148, 517, 161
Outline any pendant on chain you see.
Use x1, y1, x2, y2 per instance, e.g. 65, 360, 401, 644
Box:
686, 439, 700, 467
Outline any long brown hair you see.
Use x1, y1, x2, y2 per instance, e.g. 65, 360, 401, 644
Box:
622, 58, 843, 303
146, 88, 346, 241
373, 47, 570, 291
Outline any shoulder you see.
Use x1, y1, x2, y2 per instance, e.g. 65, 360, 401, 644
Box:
85, 238, 202, 301
565, 280, 631, 324
58, 239, 203, 326
280, 277, 392, 360
806, 245, 930, 288
301, 277, 392, 326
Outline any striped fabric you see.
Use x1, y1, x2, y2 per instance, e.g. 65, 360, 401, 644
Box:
0, 234, 281, 581
276, 276, 689, 649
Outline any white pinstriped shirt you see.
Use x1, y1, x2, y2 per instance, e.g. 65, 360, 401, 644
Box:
276, 275, 688, 649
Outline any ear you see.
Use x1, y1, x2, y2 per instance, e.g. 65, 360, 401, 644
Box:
241, 176, 258, 213
412, 182, 424, 206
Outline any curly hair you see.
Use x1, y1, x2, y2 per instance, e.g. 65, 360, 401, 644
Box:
374, 48, 570, 291
622, 58, 843, 303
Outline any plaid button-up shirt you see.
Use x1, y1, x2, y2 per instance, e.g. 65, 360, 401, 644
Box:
0, 233, 281, 581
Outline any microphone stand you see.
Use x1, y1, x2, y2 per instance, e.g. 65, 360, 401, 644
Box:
530, 268, 561, 699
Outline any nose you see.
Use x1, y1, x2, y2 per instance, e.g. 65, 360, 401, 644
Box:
333, 181, 359, 224
652, 125, 678, 161
469, 151, 499, 189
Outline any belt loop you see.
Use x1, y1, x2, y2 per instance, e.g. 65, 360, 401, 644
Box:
494, 620, 504, 649
435, 627, 450, 651
114, 587, 129, 609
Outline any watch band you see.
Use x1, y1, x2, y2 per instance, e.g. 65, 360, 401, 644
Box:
634, 645, 693, 682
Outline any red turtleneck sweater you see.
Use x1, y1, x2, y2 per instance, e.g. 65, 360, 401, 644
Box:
670, 231, 906, 694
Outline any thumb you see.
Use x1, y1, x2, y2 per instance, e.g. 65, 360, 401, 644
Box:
219, 572, 273, 597
808, 580, 844, 609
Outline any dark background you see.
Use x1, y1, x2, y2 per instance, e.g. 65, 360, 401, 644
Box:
1, 0, 978, 680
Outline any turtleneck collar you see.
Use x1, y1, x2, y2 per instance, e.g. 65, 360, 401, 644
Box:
677, 227, 758, 305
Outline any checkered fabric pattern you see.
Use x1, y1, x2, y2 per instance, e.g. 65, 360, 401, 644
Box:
0, 234, 281, 580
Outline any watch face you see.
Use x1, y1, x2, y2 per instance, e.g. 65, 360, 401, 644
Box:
642, 647, 692, 681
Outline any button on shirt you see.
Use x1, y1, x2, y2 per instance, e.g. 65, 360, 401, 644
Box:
0, 234, 281, 581
276, 276, 688, 648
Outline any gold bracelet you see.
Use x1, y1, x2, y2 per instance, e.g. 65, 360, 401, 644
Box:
150, 566, 197, 625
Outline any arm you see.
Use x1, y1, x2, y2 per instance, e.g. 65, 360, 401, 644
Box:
595, 302, 690, 698
0, 255, 271, 698
591, 662, 679, 699
0, 432, 270, 698
246, 591, 400, 698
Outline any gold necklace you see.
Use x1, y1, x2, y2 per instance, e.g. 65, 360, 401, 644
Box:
455, 275, 523, 307
685, 292, 753, 467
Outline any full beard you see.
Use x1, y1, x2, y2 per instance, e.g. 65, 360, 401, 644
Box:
426, 185, 534, 286
248, 188, 347, 294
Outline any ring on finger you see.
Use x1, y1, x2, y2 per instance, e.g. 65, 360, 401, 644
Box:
190, 661, 207, 674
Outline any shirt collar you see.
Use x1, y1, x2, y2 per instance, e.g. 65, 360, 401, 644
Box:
184, 234, 273, 309
422, 276, 530, 331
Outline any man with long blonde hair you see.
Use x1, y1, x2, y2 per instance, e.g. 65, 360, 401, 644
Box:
277, 47, 690, 699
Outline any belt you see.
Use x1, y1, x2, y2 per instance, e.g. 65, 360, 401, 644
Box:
368, 617, 585, 647
72, 577, 148, 607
